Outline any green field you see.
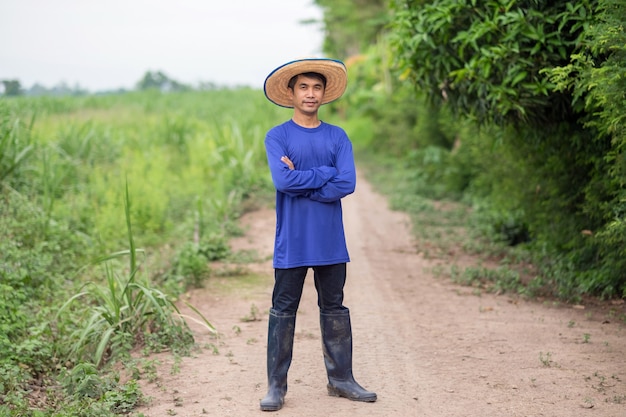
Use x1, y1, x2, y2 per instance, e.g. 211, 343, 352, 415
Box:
1, 89, 296, 415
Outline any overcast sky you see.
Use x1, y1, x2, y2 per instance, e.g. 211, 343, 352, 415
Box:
0, 0, 324, 91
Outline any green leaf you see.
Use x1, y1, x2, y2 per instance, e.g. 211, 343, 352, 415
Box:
511, 71, 528, 86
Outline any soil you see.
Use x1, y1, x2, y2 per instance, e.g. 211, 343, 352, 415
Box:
136, 174, 626, 417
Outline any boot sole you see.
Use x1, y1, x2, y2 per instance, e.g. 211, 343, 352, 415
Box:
260, 405, 282, 411
327, 386, 377, 402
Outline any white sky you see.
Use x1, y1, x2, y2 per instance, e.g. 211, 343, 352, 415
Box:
0, 0, 324, 91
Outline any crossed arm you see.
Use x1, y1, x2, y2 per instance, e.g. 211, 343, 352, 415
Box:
278, 154, 355, 203
265, 133, 356, 202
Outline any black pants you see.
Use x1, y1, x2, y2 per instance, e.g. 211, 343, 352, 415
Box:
271, 263, 347, 314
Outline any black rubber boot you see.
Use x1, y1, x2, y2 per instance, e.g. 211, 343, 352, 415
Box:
260, 309, 296, 411
320, 309, 377, 402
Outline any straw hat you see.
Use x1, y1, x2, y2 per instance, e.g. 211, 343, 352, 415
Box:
264, 58, 347, 108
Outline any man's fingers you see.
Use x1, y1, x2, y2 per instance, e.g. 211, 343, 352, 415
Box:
281, 156, 295, 170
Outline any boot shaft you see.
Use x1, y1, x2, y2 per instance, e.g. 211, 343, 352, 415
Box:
266, 309, 296, 380
320, 309, 353, 380
261, 310, 297, 411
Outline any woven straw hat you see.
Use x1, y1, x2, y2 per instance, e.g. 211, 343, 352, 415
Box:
264, 58, 347, 108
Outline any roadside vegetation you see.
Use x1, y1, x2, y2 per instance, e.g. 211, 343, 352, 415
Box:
324, 0, 625, 301
0, 90, 283, 415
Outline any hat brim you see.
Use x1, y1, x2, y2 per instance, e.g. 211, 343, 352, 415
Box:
264, 58, 347, 108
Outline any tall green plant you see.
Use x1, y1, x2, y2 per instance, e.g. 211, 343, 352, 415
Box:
0, 102, 34, 185
57, 181, 215, 366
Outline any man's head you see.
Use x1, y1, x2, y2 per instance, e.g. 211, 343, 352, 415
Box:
264, 58, 347, 108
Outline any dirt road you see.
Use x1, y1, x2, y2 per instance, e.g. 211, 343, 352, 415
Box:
137, 174, 626, 417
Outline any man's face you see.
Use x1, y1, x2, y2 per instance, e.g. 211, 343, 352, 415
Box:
289, 75, 325, 115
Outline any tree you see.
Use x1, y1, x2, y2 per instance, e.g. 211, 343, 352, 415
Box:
2, 79, 23, 96
389, 0, 626, 297
136, 71, 190, 92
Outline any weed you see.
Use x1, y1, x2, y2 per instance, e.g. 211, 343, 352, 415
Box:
582, 333, 591, 343
169, 241, 211, 289
58, 363, 143, 414
60, 362, 105, 399
170, 356, 182, 375
141, 359, 160, 383
241, 304, 261, 322
103, 379, 143, 414
451, 265, 525, 295
430, 264, 445, 278
608, 394, 626, 404
539, 351, 554, 367
204, 343, 220, 355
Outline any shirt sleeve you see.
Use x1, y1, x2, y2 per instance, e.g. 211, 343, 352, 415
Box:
265, 132, 337, 195
308, 136, 356, 203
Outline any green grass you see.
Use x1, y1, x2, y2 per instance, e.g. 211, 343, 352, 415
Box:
0, 89, 285, 416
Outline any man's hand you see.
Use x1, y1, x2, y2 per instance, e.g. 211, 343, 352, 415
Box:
281, 156, 295, 170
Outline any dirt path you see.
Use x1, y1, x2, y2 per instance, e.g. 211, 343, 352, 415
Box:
136, 174, 626, 417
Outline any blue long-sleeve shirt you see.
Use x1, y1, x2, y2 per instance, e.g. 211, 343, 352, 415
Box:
265, 119, 356, 268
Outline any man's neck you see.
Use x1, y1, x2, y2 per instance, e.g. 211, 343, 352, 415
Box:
292, 112, 321, 128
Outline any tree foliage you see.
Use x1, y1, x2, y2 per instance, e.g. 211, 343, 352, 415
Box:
384, 0, 625, 297
136, 70, 190, 92
310, 0, 626, 297
389, 0, 592, 127
2, 79, 23, 96
549, 0, 626, 295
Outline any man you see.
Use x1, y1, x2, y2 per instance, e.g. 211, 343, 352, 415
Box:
260, 58, 376, 412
